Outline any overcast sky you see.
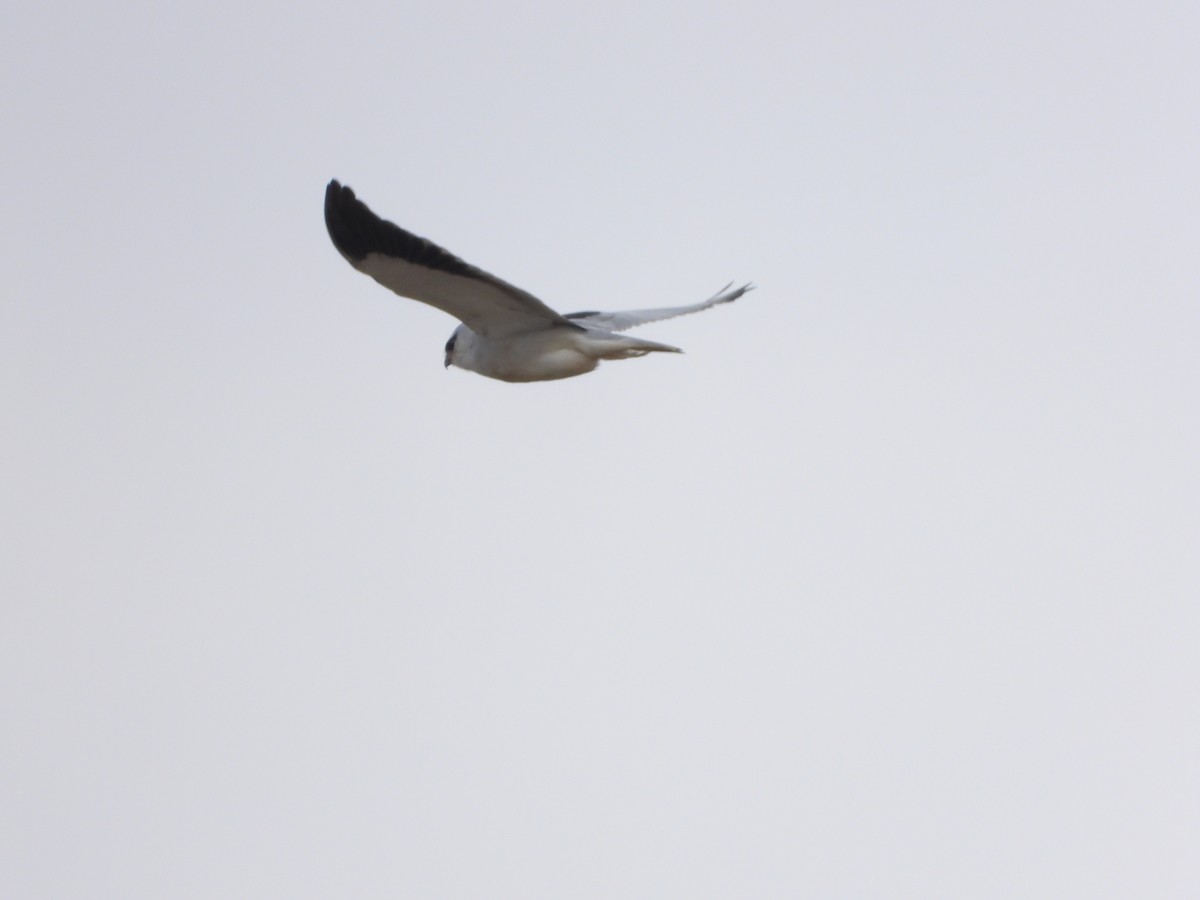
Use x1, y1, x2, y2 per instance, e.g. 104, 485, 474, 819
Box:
2, 1, 1197, 897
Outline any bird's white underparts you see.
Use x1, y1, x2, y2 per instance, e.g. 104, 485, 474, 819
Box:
324, 180, 752, 382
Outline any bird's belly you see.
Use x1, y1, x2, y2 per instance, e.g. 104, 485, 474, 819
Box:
489, 347, 598, 382
464, 330, 594, 382
460, 329, 601, 382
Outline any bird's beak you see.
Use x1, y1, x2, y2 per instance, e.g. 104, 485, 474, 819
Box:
444, 356, 451, 369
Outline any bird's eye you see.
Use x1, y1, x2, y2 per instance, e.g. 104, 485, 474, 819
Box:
445, 334, 457, 353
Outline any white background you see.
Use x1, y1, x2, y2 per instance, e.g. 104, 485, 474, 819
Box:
3, 1, 1197, 896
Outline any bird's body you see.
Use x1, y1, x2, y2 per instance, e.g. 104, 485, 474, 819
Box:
445, 324, 684, 382
324, 180, 751, 382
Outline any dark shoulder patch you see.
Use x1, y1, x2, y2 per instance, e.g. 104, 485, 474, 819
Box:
324, 180, 478, 279
565, 311, 600, 319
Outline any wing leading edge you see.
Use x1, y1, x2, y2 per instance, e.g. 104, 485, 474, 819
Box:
565, 282, 754, 332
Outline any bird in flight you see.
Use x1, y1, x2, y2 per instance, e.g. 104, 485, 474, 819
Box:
324, 180, 752, 382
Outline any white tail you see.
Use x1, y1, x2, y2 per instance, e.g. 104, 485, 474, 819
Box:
590, 333, 683, 360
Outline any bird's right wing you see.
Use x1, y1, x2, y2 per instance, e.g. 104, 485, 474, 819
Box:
566, 282, 754, 332
325, 180, 579, 338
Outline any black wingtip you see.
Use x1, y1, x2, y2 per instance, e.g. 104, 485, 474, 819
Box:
324, 179, 372, 261
323, 179, 481, 278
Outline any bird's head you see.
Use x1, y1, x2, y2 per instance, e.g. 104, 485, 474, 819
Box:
444, 325, 468, 370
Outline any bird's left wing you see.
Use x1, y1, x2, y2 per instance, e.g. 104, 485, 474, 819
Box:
566, 282, 753, 332
325, 180, 579, 338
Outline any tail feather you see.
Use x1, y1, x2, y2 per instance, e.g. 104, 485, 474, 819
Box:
589, 333, 683, 360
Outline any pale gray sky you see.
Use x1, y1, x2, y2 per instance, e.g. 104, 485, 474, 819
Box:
2, 1, 1197, 897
